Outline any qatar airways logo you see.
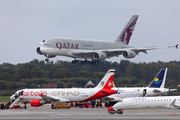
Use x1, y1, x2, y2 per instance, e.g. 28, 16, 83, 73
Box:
56, 42, 79, 50
23, 90, 47, 96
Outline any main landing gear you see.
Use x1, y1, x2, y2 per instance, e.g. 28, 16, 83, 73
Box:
45, 58, 49, 63
71, 59, 99, 65
72, 60, 78, 64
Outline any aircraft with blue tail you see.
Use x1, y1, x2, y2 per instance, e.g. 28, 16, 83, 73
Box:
100, 68, 177, 106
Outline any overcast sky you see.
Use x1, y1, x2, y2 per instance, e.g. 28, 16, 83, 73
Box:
0, 0, 179, 65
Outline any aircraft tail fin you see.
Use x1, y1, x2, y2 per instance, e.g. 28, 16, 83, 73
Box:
115, 15, 139, 45
95, 68, 115, 89
148, 68, 167, 88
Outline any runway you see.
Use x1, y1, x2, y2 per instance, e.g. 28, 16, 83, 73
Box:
0, 104, 180, 120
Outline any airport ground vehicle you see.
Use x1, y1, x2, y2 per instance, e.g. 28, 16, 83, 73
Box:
108, 107, 123, 114
11, 105, 23, 109
75, 102, 94, 108
51, 102, 70, 109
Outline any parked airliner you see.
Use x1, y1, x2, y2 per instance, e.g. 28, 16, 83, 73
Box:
10, 68, 116, 108
36, 15, 178, 64
101, 68, 176, 106
112, 96, 180, 114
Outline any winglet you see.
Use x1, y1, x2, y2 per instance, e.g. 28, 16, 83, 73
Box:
175, 44, 179, 49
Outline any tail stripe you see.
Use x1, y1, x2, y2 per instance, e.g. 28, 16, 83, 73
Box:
116, 15, 139, 45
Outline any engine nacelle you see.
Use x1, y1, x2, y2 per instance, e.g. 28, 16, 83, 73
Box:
123, 50, 136, 58
30, 99, 45, 107
93, 52, 107, 60
36, 47, 43, 55
44, 54, 56, 58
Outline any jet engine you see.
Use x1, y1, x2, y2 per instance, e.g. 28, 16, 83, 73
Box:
30, 99, 45, 107
123, 50, 136, 58
92, 52, 107, 60
36, 47, 43, 55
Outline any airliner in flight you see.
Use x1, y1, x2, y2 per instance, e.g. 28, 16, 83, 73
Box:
10, 68, 116, 108
36, 15, 178, 64
112, 96, 180, 114
101, 68, 177, 106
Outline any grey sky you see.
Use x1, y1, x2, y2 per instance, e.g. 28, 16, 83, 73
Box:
0, 0, 179, 64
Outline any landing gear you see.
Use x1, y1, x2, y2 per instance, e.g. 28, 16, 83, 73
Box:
72, 60, 79, 64
89, 60, 99, 65
81, 60, 90, 64
23, 102, 27, 109
45, 58, 49, 63
71, 59, 99, 65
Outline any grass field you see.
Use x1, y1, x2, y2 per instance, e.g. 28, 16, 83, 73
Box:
0, 96, 11, 103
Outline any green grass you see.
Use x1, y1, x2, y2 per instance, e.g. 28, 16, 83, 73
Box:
0, 96, 11, 102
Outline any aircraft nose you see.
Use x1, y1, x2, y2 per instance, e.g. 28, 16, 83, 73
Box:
10, 94, 15, 100
113, 103, 119, 109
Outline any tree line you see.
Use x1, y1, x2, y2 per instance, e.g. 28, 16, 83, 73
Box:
0, 59, 180, 95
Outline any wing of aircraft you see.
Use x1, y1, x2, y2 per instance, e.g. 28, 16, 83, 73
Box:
39, 94, 70, 102
70, 45, 177, 60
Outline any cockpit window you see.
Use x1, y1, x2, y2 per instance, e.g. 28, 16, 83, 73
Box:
119, 100, 123, 102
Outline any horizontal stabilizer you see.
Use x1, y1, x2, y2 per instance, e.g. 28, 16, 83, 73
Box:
170, 89, 177, 92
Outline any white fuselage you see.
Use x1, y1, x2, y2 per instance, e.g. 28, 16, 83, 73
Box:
14, 88, 96, 102
13, 87, 116, 103
105, 87, 170, 102
113, 96, 180, 110
40, 38, 132, 58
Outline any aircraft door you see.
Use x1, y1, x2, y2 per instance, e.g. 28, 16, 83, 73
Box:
143, 89, 146, 97
125, 99, 129, 107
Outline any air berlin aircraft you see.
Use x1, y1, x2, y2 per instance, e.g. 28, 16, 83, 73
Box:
36, 15, 178, 64
10, 68, 116, 108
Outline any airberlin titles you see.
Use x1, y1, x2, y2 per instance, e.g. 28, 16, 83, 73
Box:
23, 90, 80, 96
56, 42, 93, 50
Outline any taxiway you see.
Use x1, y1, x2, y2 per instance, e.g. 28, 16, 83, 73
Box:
0, 104, 180, 120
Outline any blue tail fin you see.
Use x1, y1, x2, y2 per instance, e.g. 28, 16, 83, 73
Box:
148, 68, 167, 88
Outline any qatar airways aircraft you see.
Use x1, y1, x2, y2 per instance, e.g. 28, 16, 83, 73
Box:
36, 15, 178, 64
10, 68, 116, 108
101, 68, 177, 106
112, 96, 180, 114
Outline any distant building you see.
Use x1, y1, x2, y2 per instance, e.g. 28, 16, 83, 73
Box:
84, 79, 100, 88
